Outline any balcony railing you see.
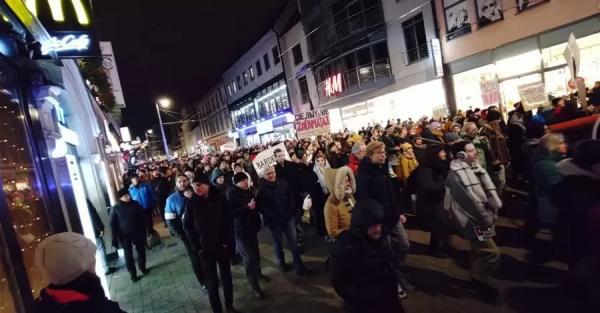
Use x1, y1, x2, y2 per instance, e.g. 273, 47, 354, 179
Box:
317, 58, 392, 103
401, 42, 430, 65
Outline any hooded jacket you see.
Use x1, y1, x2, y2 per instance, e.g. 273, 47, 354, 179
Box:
324, 166, 356, 238
329, 199, 404, 313
415, 145, 449, 230
128, 181, 155, 210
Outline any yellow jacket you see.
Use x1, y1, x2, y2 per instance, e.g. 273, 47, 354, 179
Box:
399, 156, 419, 184
324, 166, 356, 238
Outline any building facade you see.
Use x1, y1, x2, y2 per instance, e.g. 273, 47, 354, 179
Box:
433, 0, 600, 113
297, 0, 445, 132
192, 83, 233, 152
223, 30, 295, 146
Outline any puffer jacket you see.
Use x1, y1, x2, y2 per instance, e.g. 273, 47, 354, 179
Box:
324, 166, 356, 238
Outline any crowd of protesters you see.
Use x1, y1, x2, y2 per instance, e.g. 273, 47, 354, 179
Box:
32, 88, 600, 312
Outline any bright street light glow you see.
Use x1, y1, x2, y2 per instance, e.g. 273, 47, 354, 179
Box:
146, 129, 154, 134
157, 97, 171, 108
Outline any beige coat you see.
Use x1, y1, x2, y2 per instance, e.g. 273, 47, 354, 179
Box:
324, 166, 356, 238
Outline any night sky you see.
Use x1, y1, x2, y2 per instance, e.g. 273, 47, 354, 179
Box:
94, 0, 287, 138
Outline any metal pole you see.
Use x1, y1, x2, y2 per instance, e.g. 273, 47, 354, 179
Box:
156, 103, 171, 158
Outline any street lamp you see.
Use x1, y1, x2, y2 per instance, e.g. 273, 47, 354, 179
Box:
146, 129, 154, 134
155, 97, 172, 158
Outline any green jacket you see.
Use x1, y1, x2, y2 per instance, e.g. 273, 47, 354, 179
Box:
531, 150, 564, 197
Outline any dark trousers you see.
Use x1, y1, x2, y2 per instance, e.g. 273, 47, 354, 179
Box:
120, 233, 146, 277
430, 205, 450, 250
144, 209, 156, 235
236, 235, 261, 291
269, 219, 303, 269
201, 252, 233, 313
157, 197, 167, 225
181, 236, 206, 285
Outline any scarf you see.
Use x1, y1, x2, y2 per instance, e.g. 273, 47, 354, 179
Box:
450, 159, 502, 213
313, 160, 331, 194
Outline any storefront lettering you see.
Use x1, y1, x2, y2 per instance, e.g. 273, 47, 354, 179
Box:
26, 0, 90, 25
325, 73, 343, 97
41, 34, 90, 55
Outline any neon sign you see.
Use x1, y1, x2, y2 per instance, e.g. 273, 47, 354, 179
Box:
325, 73, 343, 97
41, 34, 90, 55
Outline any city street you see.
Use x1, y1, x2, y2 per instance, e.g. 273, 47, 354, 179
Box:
106, 190, 584, 313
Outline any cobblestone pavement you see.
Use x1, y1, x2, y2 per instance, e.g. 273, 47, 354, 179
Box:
106, 191, 589, 313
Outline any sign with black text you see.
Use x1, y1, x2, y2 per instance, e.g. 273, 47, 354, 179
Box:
252, 143, 290, 176
294, 109, 330, 139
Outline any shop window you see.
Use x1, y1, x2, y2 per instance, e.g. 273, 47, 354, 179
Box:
272, 46, 280, 64
402, 13, 428, 64
0, 64, 54, 299
495, 50, 541, 79
292, 44, 303, 65
298, 76, 310, 104
499, 73, 542, 112
255, 60, 263, 76
452, 64, 496, 112
264, 53, 271, 71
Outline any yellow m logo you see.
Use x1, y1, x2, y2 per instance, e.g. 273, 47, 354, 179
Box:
25, 0, 90, 25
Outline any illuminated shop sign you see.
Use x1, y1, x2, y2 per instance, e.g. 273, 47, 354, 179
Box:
41, 33, 90, 55
325, 73, 343, 97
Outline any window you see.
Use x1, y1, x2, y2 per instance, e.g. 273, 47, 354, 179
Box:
298, 76, 310, 104
255, 60, 263, 76
227, 84, 232, 96
232, 81, 237, 93
402, 13, 428, 64
236, 76, 242, 90
263, 53, 271, 71
249, 66, 255, 80
292, 44, 303, 65
242, 71, 248, 86
272, 46, 280, 64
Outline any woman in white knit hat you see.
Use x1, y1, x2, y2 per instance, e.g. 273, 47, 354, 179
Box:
34, 232, 126, 313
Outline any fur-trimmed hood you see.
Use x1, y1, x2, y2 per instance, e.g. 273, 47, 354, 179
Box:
324, 166, 356, 203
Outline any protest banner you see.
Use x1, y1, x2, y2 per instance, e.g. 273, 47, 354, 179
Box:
294, 109, 330, 139
252, 143, 289, 176
479, 78, 500, 107
517, 82, 548, 111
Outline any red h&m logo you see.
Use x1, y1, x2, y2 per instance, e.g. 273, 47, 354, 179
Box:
325, 73, 343, 97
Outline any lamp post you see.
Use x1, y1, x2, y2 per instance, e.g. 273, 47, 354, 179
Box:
155, 98, 171, 158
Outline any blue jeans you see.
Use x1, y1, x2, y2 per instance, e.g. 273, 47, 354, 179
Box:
269, 219, 303, 269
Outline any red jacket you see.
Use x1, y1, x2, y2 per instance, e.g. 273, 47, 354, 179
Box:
348, 154, 360, 174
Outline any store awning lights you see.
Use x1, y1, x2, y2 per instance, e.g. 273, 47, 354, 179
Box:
256, 84, 287, 102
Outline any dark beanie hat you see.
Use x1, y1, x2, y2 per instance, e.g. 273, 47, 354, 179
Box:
573, 139, 600, 170
192, 173, 210, 185
351, 199, 384, 228
486, 110, 502, 122
233, 172, 248, 184
451, 140, 471, 156
117, 188, 129, 199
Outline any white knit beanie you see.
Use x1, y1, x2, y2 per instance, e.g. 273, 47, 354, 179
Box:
35, 232, 97, 285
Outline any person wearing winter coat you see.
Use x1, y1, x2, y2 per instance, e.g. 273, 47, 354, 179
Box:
110, 188, 148, 282
210, 168, 230, 195
410, 136, 427, 164
398, 142, 419, 185
324, 166, 356, 239
330, 199, 405, 313
480, 110, 510, 192
34, 232, 126, 313
150, 168, 171, 227
128, 174, 156, 234
256, 165, 310, 276
347, 141, 366, 174
310, 154, 331, 237
183, 174, 241, 313
355, 141, 412, 297
226, 172, 267, 299
164, 175, 207, 291
415, 144, 450, 258
444, 141, 502, 303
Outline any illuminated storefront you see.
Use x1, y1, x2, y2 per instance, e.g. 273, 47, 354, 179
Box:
0, 1, 116, 312
230, 77, 296, 146
450, 17, 600, 113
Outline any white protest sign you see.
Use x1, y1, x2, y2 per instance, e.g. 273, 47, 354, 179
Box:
480, 78, 500, 106
252, 143, 290, 177
518, 82, 548, 111
294, 109, 330, 139
563, 33, 581, 80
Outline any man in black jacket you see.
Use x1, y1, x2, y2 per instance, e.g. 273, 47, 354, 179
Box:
109, 188, 148, 282
330, 199, 404, 313
183, 174, 241, 313
87, 199, 116, 275
227, 172, 268, 299
151, 168, 171, 228
256, 166, 310, 276
355, 141, 412, 298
